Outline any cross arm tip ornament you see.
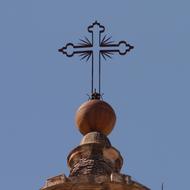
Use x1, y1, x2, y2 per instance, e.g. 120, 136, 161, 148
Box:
58, 43, 76, 57
119, 41, 134, 55
103, 40, 134, 55
88, 21, 105, 33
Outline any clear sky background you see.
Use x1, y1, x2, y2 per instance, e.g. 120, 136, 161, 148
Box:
0, 1, 189, 190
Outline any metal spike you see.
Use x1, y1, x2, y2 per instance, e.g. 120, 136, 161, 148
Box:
101, 52, 107, 60
86, 54, 92, 61
84, 36, 91, 45
103, 52, 112, 59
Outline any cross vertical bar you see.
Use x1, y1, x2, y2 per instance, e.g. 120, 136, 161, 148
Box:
98, 28, 102, 94
93, 27, 100, 94
99, 52, 101, 94
91, 53, 94, 94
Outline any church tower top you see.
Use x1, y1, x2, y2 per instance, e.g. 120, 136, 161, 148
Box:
40, 22, 150, 190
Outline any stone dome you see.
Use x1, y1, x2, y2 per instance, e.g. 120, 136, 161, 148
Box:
75, 99, 116, 136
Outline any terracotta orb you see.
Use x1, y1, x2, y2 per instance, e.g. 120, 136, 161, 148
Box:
75, 100, 116, 136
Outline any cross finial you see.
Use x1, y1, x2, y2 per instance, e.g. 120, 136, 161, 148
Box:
58, 21, 133, 99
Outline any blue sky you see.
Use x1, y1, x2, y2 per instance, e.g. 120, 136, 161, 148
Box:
0, 1, 190, 190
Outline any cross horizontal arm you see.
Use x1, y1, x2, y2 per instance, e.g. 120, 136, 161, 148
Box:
100, 41, 134, 55
58, 43, 93, 57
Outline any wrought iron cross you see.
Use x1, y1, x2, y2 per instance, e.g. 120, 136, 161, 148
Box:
58, 21, 133, 99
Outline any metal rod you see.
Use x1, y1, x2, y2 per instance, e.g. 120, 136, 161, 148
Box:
99, 52, 101, 94
91, 53, 94, 94
162, 183, 164, 190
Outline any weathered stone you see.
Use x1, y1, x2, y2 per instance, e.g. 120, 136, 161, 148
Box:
41, 175, 150, 190
80, 132, 111, 147
94, 175, 109, 183
124, 175, 132, 185
110, 172, 125, 183
45, 174, 67, 188
41, 132, 150, 190
67, 134, 123, 177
